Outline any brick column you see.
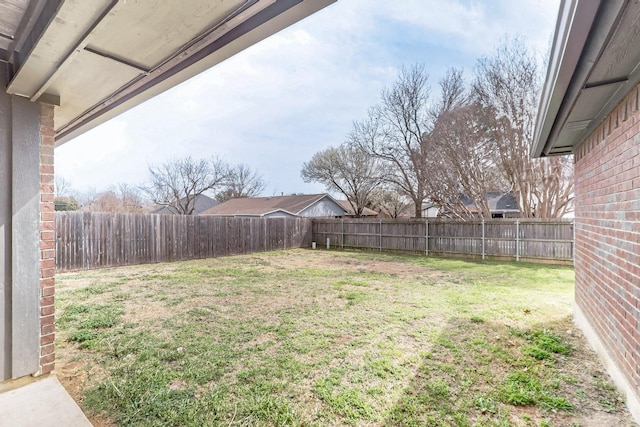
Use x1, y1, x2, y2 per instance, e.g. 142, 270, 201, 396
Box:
39, 103, 55, 375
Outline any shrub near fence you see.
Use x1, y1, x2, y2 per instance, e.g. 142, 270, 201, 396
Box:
55, 212, 312, 272
312, 218, 574, 264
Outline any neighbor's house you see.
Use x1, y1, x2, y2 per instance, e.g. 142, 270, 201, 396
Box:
397, 202, 440, 218
201, 194, 347, 218
534, 0, 640, 420
460, 192, 520, 219
153, 194, 219, 215
335, 200, 380, 218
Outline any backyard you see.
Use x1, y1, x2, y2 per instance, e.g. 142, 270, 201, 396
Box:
55, 249, 635, 426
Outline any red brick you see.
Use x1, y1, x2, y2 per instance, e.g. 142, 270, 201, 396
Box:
40, 295, 54, 306
40, 183, 54, 193
575, 82, 640, 405
41, 323, 55, 336
40, 201, 54, 212
40, 192, 54, 203
39, 362, 54, 375
41, 248, 55, 259
40, 164, 54, 174
41, 286, 54, 297
40, 240, 54, 250
40, 305, 54, 316
39, 352, 55, 366
40, 231, 54, 242
40, 257, 55, 268
40, 343, 54, 356
40, 333, 54, 345
40, 277, 54, 288
40, 314, 54, 325
40, 221, 55, 231
40, 174, 54, 185
40, 267, 55, 279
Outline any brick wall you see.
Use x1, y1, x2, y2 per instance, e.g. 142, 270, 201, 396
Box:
39, 104, 55, 375
574, 84, 640, 398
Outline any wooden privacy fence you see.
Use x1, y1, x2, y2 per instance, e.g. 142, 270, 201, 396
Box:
312, 218, 574, 264
56, 212, 312, 272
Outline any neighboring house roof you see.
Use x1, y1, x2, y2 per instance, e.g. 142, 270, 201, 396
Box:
533, 1, 639, 157
153, 194, 219, 215
391, 202, 438, 218
461, 192, 519, 213
201, 194, 347, 217
336, 200, 379, 217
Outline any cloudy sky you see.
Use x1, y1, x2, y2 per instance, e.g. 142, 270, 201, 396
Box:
55, 0, 561, 198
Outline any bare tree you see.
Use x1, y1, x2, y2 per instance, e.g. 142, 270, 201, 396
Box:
301, 144, 382, 217
369, 187, 412, 218
55, 176, 72, 197
143, 156, 228, 215
473, 37, 573, 218
351, 65, 432, 217
430, 67, 467, 120
54, 176, 81, 211
90, 191, 121, 213
429, 103, 507, 219
75, 188, 102, 211
110, 183, 146, 213
216, 164, 265, 202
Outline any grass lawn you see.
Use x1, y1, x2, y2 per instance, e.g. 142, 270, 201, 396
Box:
55, 249, 635, 426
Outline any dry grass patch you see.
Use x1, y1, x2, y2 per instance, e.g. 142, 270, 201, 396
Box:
55, 249, 635, 426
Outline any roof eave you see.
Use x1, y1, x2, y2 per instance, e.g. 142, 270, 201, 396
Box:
3, 0, 336, 146
533, 0, 628, 157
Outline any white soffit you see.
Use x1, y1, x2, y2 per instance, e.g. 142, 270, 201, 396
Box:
0, 0, 28, 52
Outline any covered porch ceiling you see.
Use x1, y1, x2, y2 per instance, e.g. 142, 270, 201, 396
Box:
533, 0, 640, 157
0, 0, 335, 145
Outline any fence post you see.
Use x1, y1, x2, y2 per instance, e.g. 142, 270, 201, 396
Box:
264, 219, 267, 252
481, 219, 485, 261
516, 219, 520, 262
379, 219, 382, 252
341, 219, 344, 250
425, 218, 429, 256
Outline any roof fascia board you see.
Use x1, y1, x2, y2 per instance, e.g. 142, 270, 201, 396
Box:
533, 0, 627, 157
264, 209, 296, 216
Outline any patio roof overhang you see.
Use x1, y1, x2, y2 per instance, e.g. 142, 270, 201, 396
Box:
0, 0, 335, 145
533, 0, 640, 157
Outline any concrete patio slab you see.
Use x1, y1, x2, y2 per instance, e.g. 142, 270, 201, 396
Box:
0, 376, 92, 426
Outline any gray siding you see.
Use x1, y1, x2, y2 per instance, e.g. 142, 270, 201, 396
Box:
299, 198, 345, 218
